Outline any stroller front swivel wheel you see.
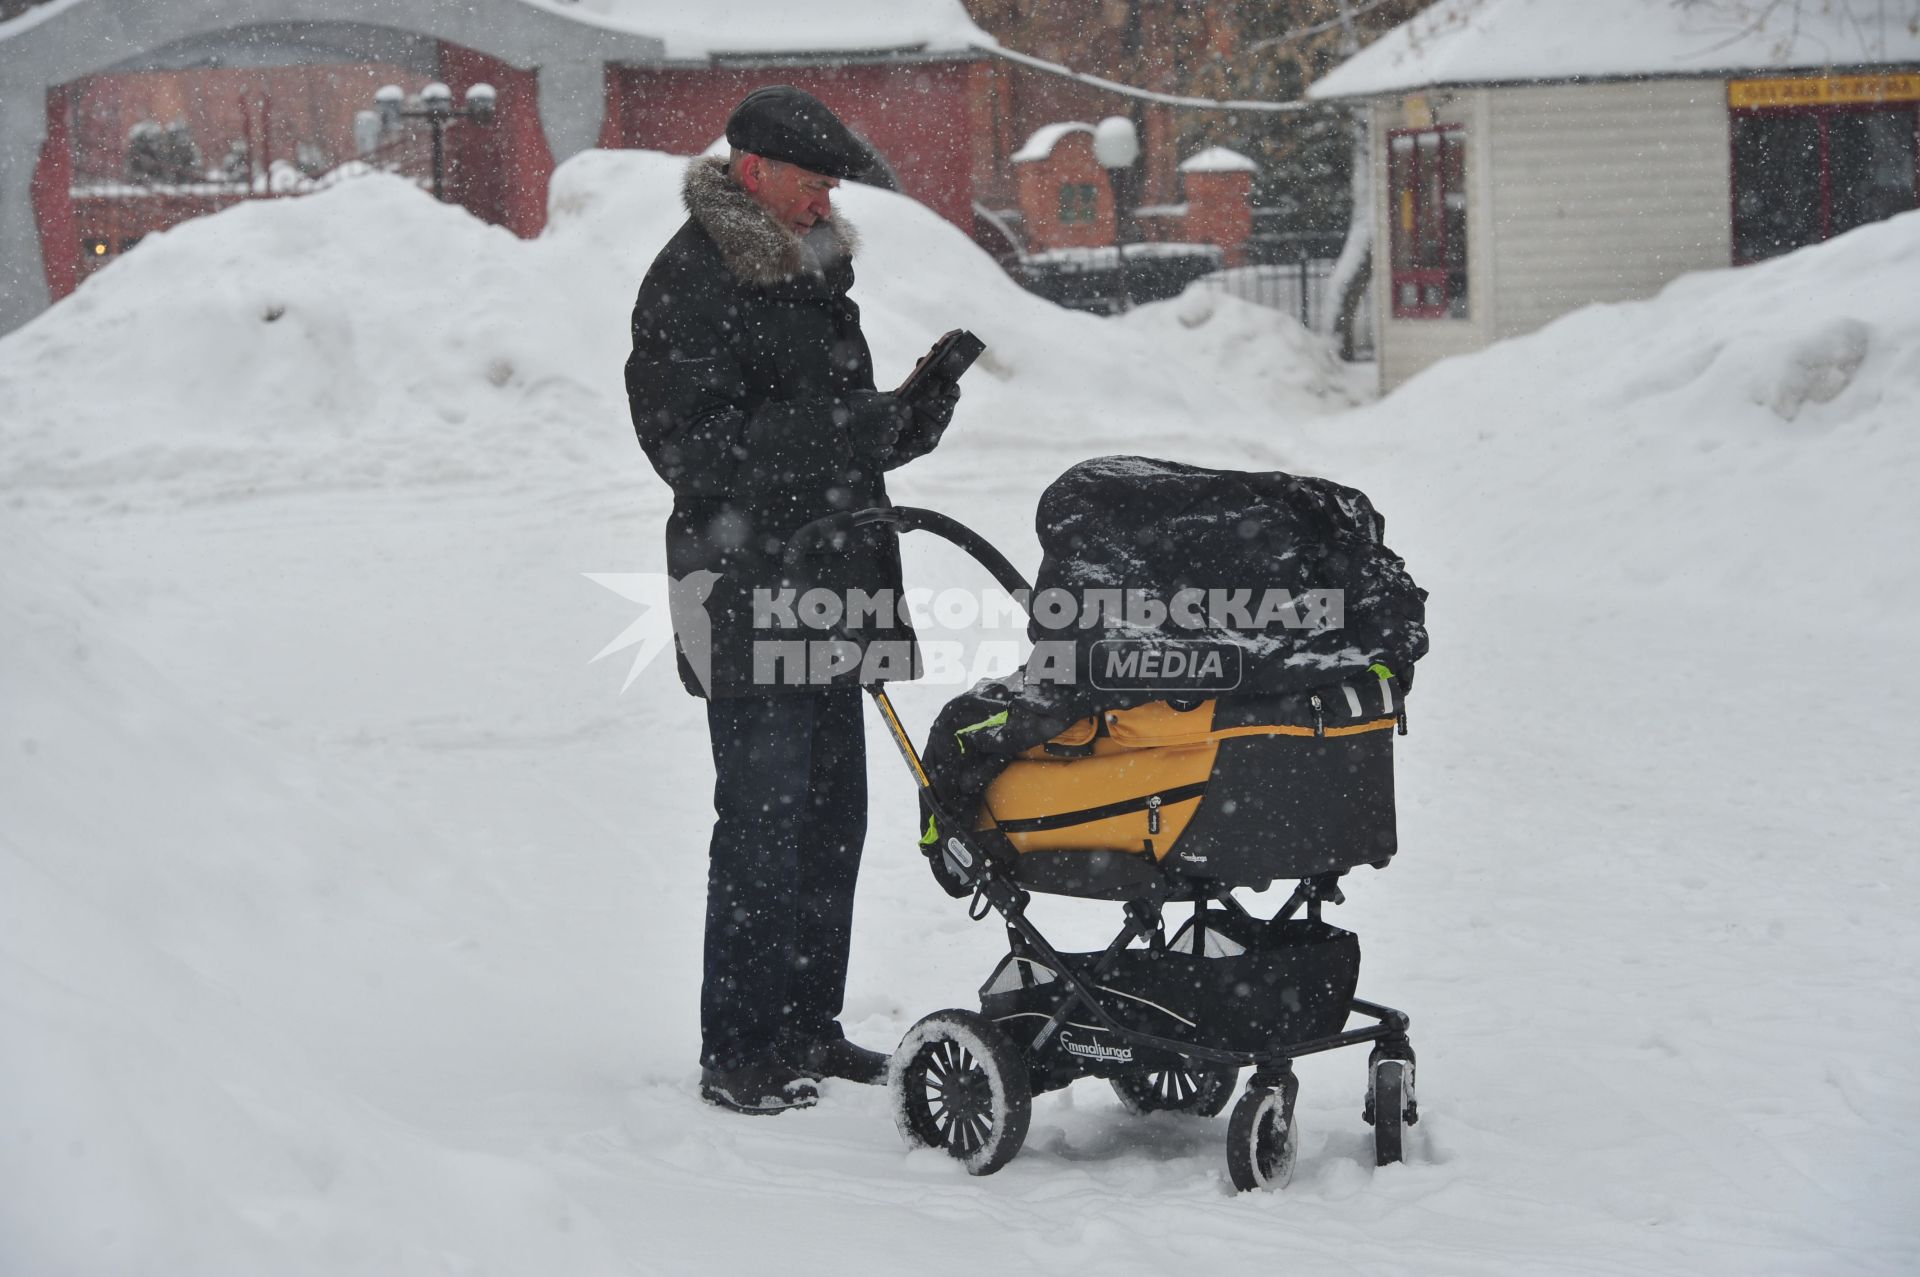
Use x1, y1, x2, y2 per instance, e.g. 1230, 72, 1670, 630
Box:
1226, 1084, 1298, 1192
890, 1009, 1031, 1176
1111, 1063, 1238, 1117
1367, 1058, 1415, 1167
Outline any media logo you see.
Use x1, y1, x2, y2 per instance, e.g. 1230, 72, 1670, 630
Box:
1089, 639, 1242, 693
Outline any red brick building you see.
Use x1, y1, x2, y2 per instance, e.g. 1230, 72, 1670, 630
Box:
1011, 122, 1255, 262
1173, 147, 1256, 262
1, 0, 994, 335
1012, 124, 1115, 252
7, 0, 1352, 334
602, 58, 991, 235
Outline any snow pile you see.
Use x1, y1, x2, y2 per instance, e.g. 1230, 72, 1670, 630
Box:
1325, 209, 1920, 621
0, 513, 638, 1275
2, 148, 1917, 1276
1288, 210, 1920, 1276
1312, 0, 1920, 98
0, 149, 1356, 516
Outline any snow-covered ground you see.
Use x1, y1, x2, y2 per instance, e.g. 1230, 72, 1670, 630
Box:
2, 151, 1915, 1275
1310, 0, 1920, 99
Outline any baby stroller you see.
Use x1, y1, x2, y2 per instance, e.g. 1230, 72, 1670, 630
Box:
789, 458, 1427, 1191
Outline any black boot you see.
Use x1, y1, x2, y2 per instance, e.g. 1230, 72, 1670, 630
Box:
700, 1060, 820, 1115
788, 1035, 889, 1086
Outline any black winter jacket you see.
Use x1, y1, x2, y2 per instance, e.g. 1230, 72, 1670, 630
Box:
626, 158, 936, 698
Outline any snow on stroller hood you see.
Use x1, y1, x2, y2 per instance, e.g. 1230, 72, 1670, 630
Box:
1026, 455, 1428, 701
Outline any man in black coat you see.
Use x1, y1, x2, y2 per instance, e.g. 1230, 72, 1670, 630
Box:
625, 86, 959, 1115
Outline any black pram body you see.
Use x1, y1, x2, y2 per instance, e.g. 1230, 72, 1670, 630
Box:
918, 456, 1428, 900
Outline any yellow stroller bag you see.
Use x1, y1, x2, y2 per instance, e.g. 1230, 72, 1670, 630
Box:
967, 679, 1403, 899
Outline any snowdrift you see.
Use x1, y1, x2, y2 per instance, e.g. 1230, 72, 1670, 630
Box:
1327, 209, 1920, 626
0, 152, 1354, 504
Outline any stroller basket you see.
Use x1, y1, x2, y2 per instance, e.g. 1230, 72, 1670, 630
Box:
982, 915, 1360, 1061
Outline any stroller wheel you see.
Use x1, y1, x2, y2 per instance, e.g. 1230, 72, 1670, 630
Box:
890, 1009, 1031, 1176
1369, 1058, 1412, 1167
1226, 1085, 1298, 1192
1111, 1064, 1238, 1117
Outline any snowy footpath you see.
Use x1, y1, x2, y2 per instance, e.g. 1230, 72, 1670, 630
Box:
2, 153, 1916, 1275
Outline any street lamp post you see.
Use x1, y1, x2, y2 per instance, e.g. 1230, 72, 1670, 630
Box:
370, 81, 498, 202
1094, 115, 1141, 314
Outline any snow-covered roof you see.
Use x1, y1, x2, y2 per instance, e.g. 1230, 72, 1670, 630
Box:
1311, 0, 1920, 99
1179, 146, 1257, 175
1012, 122, 1094, 164
516, 0, 992, 61
0, 0, 85, 37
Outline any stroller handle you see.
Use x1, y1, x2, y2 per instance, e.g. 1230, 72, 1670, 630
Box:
786, 506, 1034, 599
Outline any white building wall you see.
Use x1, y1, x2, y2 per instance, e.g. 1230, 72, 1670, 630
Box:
1486, 79, 1731, 340
1371, 88, 1496, 392
1370, 78, 1734, 392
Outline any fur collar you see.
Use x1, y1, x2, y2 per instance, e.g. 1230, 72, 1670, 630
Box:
682, 155, 858, 287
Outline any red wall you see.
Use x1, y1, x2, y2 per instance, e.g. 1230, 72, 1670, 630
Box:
1015, 131, 1115, 252
32, 84, 80, 300
36, 47, 1039, 299
608, 61, 978, 231
439, 43, 550, 237
973, 58, 1181, 211
1014, 134, 1255, 260
33, 45, 555, 300
1183, 170, 1253, 263
66, 61, 424, 182
71, 190, 238, 283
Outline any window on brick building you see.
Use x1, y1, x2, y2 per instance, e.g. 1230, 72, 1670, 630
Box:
1387, 126, 1468, 319
1057, 183, 1098, 225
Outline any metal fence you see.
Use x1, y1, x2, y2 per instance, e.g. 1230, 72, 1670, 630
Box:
1014, 243, 1225, 316
1195, 259, 1376, 359
1006, 242, 1376, 359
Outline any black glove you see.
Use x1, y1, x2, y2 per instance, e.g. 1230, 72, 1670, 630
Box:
885, 377, 960, 469
910, 376, 961, 433
843, 391, 909, 463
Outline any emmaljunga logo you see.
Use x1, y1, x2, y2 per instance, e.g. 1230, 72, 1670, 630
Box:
1057, 1030, 1134, 1065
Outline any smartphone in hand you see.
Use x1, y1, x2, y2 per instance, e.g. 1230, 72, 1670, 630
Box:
897, 329, 985, 404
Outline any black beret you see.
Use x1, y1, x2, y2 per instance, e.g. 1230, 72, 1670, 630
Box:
725, 85, 873, 182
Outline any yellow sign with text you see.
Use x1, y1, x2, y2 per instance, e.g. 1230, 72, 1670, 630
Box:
1729, 73, 1920, 109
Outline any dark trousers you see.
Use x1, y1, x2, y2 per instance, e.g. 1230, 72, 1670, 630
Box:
701, 688, 868, 1072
